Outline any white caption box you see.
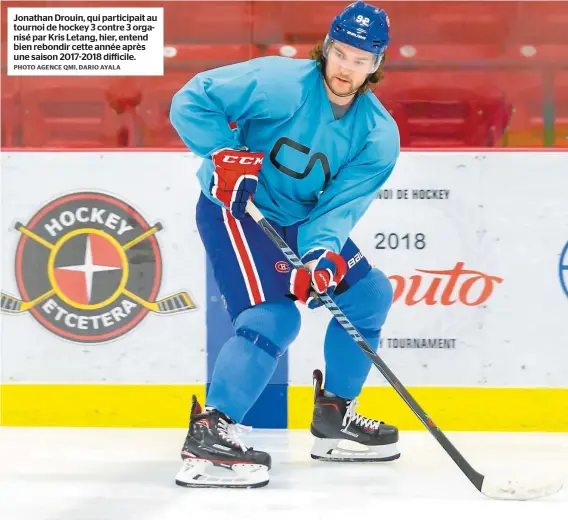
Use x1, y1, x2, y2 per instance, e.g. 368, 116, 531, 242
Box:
8, 7, 164, 76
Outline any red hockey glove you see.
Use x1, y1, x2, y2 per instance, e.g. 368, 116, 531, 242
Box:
210, 148, 264, 219
290, 249, 348, 309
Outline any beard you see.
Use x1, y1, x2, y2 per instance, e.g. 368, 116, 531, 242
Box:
324, 72, 362, 98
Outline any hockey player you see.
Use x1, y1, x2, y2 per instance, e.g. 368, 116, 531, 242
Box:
170, 1, 400, 488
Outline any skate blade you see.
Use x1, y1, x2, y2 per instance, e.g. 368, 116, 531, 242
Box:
175, 459, 270, 489
311, 438, 401, 462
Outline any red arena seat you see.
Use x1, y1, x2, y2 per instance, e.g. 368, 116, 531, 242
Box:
163, 44, 261, 71
164, 1, 253, 43
18, 78, 127, 147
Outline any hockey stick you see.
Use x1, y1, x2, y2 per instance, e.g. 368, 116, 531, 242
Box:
122, 289, 195, 314
14, 221, 163, 252
122, 223, 163, 250
3, 222, 193, 315
245, 199, 562, 501
1, 289, 194, 315
0, 289, 55, 313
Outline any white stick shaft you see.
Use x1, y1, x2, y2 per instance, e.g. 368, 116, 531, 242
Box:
245, 200, 264, 223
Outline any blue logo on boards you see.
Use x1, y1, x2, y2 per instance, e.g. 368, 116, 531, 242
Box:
560, 241, 568, 299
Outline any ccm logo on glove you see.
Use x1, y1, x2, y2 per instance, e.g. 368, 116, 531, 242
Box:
221, 155, 263, 166
210, 148, 264, 220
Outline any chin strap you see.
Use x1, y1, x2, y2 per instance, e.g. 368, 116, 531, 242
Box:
323, 75, 359, 98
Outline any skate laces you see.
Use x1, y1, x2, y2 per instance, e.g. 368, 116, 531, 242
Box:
217, 417, 252, 452
342, 399, 382, 431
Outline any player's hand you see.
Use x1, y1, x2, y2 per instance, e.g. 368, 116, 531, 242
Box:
290, 249, 348, 309
210, 148, 264, 219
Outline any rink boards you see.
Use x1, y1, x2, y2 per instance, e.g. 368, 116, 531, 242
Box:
1, 150, 568, 430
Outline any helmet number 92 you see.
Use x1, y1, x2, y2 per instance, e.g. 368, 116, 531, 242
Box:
355, 15, 370, 26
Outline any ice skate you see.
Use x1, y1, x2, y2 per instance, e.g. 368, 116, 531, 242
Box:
310, 369, 400, 462
175, 395, 271, 488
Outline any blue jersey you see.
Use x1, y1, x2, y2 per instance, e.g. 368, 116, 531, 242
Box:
170, 56, 399, 258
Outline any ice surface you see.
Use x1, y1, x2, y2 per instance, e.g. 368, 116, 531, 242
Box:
0, 428, 566, 520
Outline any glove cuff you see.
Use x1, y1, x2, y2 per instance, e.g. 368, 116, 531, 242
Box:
301, 248, 327, 264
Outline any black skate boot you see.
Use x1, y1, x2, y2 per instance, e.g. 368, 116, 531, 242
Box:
310, 369, 400, 462
175, 395, 271, 488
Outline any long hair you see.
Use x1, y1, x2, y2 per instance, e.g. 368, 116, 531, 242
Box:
308, 41, 386, 95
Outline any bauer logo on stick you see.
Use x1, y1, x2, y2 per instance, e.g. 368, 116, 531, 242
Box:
1, 192, 195, 344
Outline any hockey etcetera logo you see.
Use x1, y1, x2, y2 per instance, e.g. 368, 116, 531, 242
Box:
1, 192, 195, 343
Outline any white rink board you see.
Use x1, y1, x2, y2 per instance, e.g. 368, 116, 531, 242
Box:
290, 151, 568, 388
1, 151, 568, 389
1, 151, 206, 384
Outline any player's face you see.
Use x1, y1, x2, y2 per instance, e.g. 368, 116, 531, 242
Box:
324, 41, 377, 96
